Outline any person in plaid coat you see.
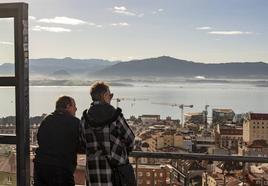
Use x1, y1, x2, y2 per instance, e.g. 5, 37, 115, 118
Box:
79, 81, 135, 186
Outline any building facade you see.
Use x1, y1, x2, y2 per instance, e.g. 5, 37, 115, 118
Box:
243, 113, 268, 144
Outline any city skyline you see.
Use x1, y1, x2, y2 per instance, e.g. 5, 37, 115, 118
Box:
0, 0, 268, 63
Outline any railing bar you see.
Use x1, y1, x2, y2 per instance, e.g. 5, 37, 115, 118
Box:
0, 134, 16, 144
135, 157, 138, 186
242, 162, 245, 186
130, 151, 268, 163
0, 77, 16, 86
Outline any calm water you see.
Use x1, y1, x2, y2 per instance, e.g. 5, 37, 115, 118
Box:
0, 82, 267, 120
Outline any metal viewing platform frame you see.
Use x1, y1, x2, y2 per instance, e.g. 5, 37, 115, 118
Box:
0, 3, 30, 186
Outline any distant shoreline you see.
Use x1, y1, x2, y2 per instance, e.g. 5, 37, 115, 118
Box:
29, 80, 133, 87
28, 79, 268, 87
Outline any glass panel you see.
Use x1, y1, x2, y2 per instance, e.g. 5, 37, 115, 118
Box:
0, 144, 16, 186
0, 18, 14, 76
0, 87, 15, 134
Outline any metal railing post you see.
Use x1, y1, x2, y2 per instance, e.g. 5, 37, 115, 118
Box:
170, 170, 172, 186
135, 157, 139, 186
242, 162, 245, 186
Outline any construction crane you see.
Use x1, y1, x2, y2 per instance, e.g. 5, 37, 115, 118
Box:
152, 102, 193, 127
203, 105, 209, 128
113, 98, 148, 108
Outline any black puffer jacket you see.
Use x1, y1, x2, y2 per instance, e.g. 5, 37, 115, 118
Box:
34, 111, 81, 173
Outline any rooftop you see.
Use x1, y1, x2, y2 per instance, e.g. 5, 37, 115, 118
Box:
213, 108, 234, 113
249, 113, 268, 120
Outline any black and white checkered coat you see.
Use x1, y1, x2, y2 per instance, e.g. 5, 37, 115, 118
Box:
79, 102, 135, 186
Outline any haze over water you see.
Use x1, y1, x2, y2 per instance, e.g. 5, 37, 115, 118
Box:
1, 82, 267, 120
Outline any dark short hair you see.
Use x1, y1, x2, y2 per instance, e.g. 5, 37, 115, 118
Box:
90, 81, 109, 101
55, 96, 73, 111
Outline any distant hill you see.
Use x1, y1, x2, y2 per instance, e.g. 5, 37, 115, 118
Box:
0, 57, 116, 77
0, 63, 14, 75
0, 56, 267, 79
29, 57, 116, 76
94, 56, 268, 78
52, 69, 71, 78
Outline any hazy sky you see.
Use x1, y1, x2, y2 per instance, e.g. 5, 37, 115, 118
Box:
0, 0, 268, 63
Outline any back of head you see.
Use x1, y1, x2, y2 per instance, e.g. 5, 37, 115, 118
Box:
55, 96, 73, 112
90, 81, 109, 101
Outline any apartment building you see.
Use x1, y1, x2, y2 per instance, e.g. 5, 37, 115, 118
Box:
184, 112, 204, 125
133, 164, 168, 186
212, 109, 235, 125
192, 136, 215, 153
172, 159, 206, 186
139, 115, 161, 125
174, 134, 193, 152
239, 139, 268, 157
215, 124, 243, 153
248, 164, 268, 186
243, 113, 268, 144
202, 173, 245, 186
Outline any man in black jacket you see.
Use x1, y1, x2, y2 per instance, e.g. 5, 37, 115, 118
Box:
34, 96, 82, 186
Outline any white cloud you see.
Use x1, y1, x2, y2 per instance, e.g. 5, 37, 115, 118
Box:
38, 17, 87, 25
114, 10, 136, 16
31, 26, 71, 33
113, 6, 137, 16
96, 25, 103, 28
87, 22, 96, 26
152, 8, 164, 14
114, 6, 127, 11
0, 41, 13, 45
111, 22, 129, 27
29, 16, 36, 20
196, 26, 212, 30
208, 31, 253, 35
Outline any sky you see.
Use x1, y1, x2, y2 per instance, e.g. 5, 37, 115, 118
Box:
0, 0, 268, 63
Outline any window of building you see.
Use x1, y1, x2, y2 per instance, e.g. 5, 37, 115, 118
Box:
160, 173, 163, 177
7, 176, 12, 184
138, 172, 143, 177
146, 172, 151, 176
146, 180, 150, 185
256, 180, 261, 184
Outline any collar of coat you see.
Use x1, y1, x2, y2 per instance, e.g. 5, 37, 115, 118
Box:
83, 102, 122, 128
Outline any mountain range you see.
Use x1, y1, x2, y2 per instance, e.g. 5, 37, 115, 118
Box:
0, 56, 267, 79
